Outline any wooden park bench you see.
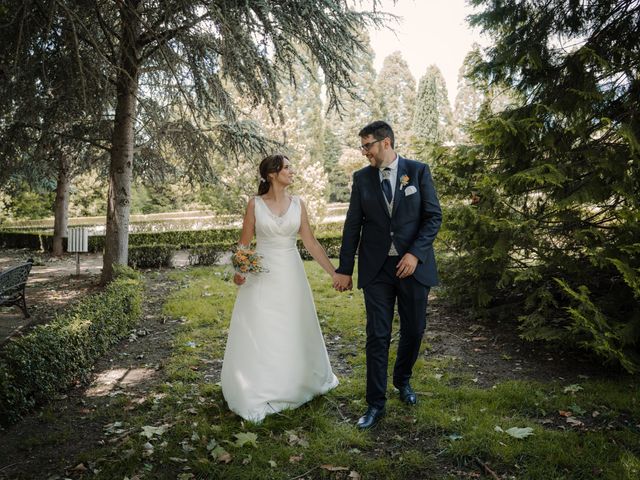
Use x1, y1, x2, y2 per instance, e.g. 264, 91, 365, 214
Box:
0, 258, 34, 318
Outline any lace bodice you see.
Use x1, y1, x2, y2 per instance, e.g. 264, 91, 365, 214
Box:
254, 195, 301, 250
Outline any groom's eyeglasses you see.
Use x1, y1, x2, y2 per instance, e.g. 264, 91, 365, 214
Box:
359, 139, 384, 151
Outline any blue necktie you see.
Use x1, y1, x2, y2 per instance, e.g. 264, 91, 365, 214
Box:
381, 168, 393, 203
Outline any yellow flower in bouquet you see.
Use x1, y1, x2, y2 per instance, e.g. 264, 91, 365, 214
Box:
231, 245, 266, 276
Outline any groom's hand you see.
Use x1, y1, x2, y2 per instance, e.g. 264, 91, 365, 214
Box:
333, 273, 352, 292
396, 253, 418, 279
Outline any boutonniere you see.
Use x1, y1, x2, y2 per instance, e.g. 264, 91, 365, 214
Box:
399, 174, 410, 190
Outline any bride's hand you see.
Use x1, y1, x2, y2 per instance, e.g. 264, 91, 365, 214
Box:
233, 273, 246, 286
332, 272, 352, 292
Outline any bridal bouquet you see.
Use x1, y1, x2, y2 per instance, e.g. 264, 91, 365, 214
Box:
231, 245, 266, 276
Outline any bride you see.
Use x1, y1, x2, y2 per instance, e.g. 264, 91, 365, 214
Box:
220, 154, 340, 423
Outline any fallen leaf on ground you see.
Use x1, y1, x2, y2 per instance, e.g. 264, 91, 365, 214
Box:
233, 432, 258, 448
140, 425, 169, 439
285, 430, 310, 448
206, 439, 218, 451
142, 442, 154, 457
566, 417, 584, 427
495, 426, 534, 439
321, 465, 350, 472
563, 384, 583, 394
211, 446, 232, 464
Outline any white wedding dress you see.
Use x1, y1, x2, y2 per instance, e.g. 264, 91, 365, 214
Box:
220, 195, 339, 423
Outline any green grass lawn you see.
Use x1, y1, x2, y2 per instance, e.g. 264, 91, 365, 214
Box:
86, 263, 640, 479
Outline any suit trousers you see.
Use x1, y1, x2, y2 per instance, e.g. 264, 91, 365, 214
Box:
362, 256, 429, 409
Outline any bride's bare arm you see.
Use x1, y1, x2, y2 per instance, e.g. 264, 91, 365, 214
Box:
298, 198, 337, 278
238, 197, 256, 246
234, 198, 256, 285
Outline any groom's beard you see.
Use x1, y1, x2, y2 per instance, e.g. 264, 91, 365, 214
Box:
368, 154, 383, 169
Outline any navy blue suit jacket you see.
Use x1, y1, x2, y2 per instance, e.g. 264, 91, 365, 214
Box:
337, 157, 442, 289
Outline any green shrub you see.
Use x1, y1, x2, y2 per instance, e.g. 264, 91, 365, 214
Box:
313, 221, 344, 236
127, 228, 239, 249
0, 266, 143, 425
0, 229, 345, 264
0, 227, 243, 253
0, 231, 49, 250
297, 234, 342, 260
188, 242, 232, 266
128, 244, 174, 269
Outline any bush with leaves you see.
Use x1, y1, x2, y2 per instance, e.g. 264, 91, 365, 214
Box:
0, 231, 48, 250
433, 0, 640, 372
188, 243, 232, 266
127, 244, 174, 269
0, 227, 243, 253
297, 235, 343, 261
0, 265, 143, 424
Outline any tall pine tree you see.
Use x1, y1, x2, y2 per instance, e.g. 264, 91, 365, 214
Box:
328, 31, 380, 148
374, 51, 416, 150
412, 65, 454, 145
452, 44, 486, 144
439, 0, 640, 371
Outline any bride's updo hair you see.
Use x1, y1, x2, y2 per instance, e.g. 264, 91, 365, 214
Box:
258, 154, 288, 195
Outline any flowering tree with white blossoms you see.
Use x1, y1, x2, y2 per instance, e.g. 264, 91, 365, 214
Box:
288, 146, 329, 225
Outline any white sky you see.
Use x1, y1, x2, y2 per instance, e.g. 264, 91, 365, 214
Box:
367, 0, 489, 106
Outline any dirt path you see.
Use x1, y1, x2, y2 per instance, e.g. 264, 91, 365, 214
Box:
0, 250, 192, 344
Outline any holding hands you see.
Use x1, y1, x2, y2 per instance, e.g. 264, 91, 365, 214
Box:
331, 252, 418, 291
333, 272, 352, 292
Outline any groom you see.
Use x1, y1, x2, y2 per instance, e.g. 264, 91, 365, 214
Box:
334, 120, 442, 429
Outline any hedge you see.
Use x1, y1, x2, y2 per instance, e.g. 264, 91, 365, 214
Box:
0, 231, 50, 250
128, 244, 174, 269
0, 228, 241, 253
0, 223, 345, 253
0, 265, 143, 425
297, 235, 343, 260
188, 242, 234, 266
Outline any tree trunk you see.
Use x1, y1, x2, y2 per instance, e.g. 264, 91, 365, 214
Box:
101, 1, 140, 285
52, 155, 70, 256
